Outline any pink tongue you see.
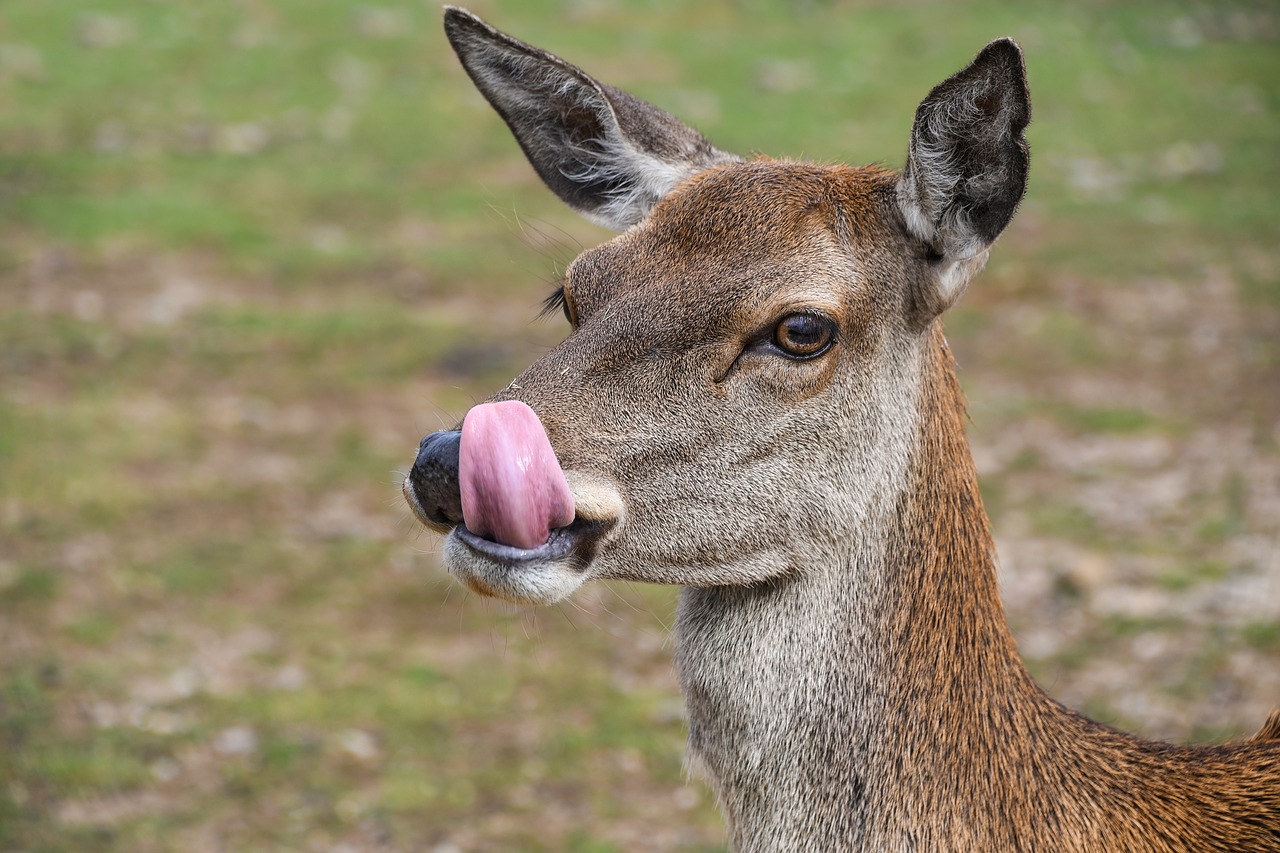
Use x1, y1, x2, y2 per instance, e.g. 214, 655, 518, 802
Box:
458, 401, 575, 550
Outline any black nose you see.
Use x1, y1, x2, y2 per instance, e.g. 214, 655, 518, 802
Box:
409, 430, 463, 527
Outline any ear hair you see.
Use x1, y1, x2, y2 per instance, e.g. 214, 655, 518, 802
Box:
444, 7, 738, 231
897, 39, 1030, 317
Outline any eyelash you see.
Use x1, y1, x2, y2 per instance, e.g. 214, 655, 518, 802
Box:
539, 285, 571, 323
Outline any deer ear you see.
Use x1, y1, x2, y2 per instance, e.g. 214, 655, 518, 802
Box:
444, 7, 737, 231
896, 39, 1030, 318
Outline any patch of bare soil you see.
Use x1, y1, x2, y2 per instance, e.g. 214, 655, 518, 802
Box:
965, 266, 1280, 740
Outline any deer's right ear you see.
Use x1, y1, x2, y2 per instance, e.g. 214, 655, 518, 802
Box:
444, 7, 737, 231
896, 39, 1030, 320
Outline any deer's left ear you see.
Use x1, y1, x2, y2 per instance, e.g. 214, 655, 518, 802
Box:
897, 39, 1030, 319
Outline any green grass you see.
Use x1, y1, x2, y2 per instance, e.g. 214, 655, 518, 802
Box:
3, 1, 1277, 281
2, 0, 1278, 849
1048, 403, 1173, 435
1156, 559, 1232, 592
1242, 620, 1280, 654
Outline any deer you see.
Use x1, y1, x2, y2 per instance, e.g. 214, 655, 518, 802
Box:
405, 8, 1280, 851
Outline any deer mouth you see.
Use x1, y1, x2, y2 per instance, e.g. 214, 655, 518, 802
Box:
454, 517, 608, 565
444, 518, 612, 603
406, 400, 624, 604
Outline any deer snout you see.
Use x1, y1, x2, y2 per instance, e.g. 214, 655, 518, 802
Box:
406, 402, 581, 552
407, 403, 627, 604
405, 429, 464, 531
406, 402, 627, 577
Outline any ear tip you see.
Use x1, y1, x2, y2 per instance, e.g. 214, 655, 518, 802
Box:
985, 36, 1023, 53
442, 6, 471, 24
978, 38, 1026, 72
977, 38, 1031, 118
443, 6, 488, 41
443, 6, 477, 22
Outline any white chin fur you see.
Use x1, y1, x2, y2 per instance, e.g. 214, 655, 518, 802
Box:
442, 531, 587, 605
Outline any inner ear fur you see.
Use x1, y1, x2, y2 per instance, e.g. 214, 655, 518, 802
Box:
897, 39, 1031, 318
443, 7, 737, 231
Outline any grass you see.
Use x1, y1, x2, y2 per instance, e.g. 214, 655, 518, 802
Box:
2, 0, 1278, 850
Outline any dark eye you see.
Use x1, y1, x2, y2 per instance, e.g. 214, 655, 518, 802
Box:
773, 313, 835, 359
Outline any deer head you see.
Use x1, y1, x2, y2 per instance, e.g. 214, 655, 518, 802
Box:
405, 7, 1029, 606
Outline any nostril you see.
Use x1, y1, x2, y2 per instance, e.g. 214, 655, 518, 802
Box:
409, 430, 464, 526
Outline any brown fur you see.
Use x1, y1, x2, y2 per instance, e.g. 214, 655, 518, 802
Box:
866, 332, 1280, 850
1251, 710, 1280, 744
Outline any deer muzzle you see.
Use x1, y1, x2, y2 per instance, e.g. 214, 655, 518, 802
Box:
407, 401, 576, 547
405, 401, 624, 602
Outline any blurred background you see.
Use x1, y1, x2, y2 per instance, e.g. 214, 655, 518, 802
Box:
1, 0, 1277, 850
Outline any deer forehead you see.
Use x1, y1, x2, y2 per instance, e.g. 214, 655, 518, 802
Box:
564, 160, 901, 327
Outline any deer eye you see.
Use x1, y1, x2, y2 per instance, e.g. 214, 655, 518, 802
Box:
540, 285, 575, 326
772, 313, 835, 359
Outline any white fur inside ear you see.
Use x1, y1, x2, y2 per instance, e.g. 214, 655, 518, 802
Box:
897, 172, 990, 313
896, 159, 942, 246
468, 48, 726, 231
562, 138, 704, 231
933, 249, 989, 309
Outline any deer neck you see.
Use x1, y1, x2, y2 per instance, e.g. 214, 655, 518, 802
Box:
675, 324, 1036, 847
